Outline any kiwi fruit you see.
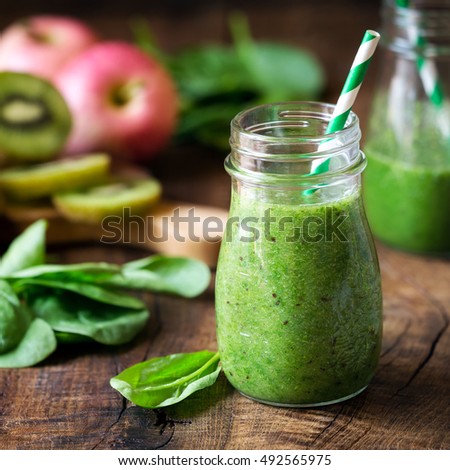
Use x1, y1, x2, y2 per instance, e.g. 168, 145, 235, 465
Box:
0, 72, 71, 162
0, 154, 110, 201
53, 177, 162, 224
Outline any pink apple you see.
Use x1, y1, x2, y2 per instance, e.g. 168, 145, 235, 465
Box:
0, 15, 98, 80
55, 41, 178, 162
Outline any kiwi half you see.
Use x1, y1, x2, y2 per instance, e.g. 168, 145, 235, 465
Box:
53, 178, 162, 224
0, 154, 110, 201
0, 72, 71, 162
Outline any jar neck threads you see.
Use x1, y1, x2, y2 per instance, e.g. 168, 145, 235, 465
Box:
227, 102, 365, 190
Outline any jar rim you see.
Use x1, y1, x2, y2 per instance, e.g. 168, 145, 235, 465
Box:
231, 101, 360, 150
227, 101, 365, 189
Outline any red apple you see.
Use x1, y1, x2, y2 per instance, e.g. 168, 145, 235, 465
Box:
0, 15, 98, 80
55, 41, 178, 162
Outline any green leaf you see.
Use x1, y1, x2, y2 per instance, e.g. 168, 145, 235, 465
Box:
176, 102, 234, 136
0, 220, 47, 276
29, 293, 149, 345
169, 46, 252, 105
110, 350, 221, 408
0, 280, 56, 369
14, 278, 146, 310
0, 318, 56, 368
241, 42, 325, 101
175, 102, 246, 150
134, 11, 325, 150
105, 255, 211, 298
130, 17, 168, 66
0, 282, 31, 353
6, 262, 121, 281
229, 13, 324, 102
0, 279, 20, 307
230, 12, 324, 101
55, 331, 94, 344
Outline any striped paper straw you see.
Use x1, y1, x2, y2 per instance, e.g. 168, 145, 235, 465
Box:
306, 30, 380, 190
415, 38, 444, 107
326, 30, 380, 134
396, 0, 448, 135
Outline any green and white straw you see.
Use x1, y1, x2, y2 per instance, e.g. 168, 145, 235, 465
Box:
307, 30, 380, 186
325, 30, 380, 134
396, 0, 448, 135
415, 37, 444, 107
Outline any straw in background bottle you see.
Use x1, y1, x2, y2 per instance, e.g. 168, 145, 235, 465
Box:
395, 0, 449, 136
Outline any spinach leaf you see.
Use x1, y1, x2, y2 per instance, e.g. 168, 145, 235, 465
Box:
0, 220, 46, 276
0, 280, 56, 367
175, 101, 247, 148
230, 13, 324, 102
240, 42, 325, 102
55, 332, 93, 343
105, 255, 211, 298
110, 350, 221, 408
133, 13, 326, 151
29, 292, 149, 345
6, 262, 121, 282
0, 279, 20, 307
0, 281, 31, 354
0, 318, 56, 368
129, 17, 168, 66
0, 220, 210, 366
169, 46, 252, 106
14, 278, 146, 310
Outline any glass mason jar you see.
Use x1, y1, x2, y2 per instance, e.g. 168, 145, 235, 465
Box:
364, 0, 450, 253
215, 102, 383, 407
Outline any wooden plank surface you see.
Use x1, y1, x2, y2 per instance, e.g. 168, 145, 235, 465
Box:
0, 242, 449, 450
1, 0, 449, 451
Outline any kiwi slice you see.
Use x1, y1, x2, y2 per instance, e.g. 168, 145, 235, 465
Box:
0, 72, 71, 162
0, 154, 110, 201
53, 178, 162, 224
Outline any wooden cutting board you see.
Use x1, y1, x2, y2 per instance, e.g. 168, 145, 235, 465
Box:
1, 200, 228, 267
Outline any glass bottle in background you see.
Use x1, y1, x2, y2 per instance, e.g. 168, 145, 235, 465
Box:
215, 102, 382, 407
363, 0, 450, 254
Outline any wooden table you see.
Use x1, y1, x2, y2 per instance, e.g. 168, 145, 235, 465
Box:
1, 0, 449, 450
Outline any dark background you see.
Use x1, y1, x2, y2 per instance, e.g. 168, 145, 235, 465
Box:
0, 0, 383, 120
0, 0, 384, 206
0, 1, 383, 55
1, 0, 381, 17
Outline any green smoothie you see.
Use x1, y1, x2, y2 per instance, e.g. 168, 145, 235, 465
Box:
364, 150, 450, 253
215, 189, 382, 406
363, 96, 450, 253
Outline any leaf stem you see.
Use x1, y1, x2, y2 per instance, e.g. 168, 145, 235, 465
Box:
229, 11, 252, 48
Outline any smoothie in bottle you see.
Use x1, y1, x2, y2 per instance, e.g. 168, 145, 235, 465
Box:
215, 102, 383, 406
363, 0, 450, 254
